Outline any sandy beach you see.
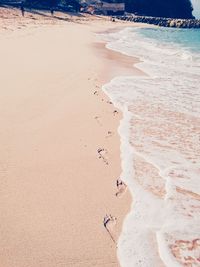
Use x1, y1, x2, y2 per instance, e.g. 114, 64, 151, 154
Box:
0, 7, 142, 267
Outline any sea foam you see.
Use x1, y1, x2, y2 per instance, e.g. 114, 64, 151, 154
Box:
101, 27, 200, 267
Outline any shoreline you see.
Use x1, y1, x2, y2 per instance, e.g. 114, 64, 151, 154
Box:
93, 42, 144, 83
102, 22, 200, 267
94, 33, 146, 266
0, 9, 144, 267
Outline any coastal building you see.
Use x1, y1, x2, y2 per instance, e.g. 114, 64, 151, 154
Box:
80, 0, 125, 15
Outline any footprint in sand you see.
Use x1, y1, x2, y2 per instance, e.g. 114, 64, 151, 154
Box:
97, 148, 108, 165
106, 131, 113, 138
103, 214, 117, 243
94, 116, 102, 126
115, 178, 127, 198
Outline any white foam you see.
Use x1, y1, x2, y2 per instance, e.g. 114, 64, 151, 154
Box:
101, 27, 200, 267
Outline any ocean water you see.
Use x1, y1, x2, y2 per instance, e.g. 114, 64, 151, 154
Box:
100, 27, 200, 267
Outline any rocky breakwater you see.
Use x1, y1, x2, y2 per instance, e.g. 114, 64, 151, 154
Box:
116, 15, 200, 28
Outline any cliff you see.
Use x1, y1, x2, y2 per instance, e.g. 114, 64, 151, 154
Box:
125, 0, 194, 19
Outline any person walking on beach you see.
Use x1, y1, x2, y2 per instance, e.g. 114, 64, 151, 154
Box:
20, 2, 25, 17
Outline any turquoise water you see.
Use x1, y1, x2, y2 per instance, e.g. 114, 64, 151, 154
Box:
139, 27, 200, 53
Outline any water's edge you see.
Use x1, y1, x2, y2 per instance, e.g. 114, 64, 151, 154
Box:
100, 25, 200, 267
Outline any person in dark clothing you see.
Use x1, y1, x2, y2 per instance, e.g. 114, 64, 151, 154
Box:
20, 2, 25, 17
50, 0, 56, 16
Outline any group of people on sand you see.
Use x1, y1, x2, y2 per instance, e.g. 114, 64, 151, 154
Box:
20, 1, 54, 17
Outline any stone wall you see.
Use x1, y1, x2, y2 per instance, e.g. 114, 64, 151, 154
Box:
115, 15, 200, 28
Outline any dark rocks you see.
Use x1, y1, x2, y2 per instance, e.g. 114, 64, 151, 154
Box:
116, 15, 200, 29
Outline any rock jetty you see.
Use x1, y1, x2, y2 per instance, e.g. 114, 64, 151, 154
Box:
115, 15, 200, 28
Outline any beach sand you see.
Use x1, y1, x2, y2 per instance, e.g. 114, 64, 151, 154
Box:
0, 8, 144, 267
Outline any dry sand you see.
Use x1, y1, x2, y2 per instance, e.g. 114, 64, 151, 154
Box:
0, 8, 142, 267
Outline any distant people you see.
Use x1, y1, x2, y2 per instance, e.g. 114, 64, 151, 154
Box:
20, 2, 25, 17
50, 0, 55, 16
50, 8, 54, 16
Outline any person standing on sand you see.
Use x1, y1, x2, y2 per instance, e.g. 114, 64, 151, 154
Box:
50, 8, 54, 16
50, 0, 56, 16
20, 2, 25, 17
